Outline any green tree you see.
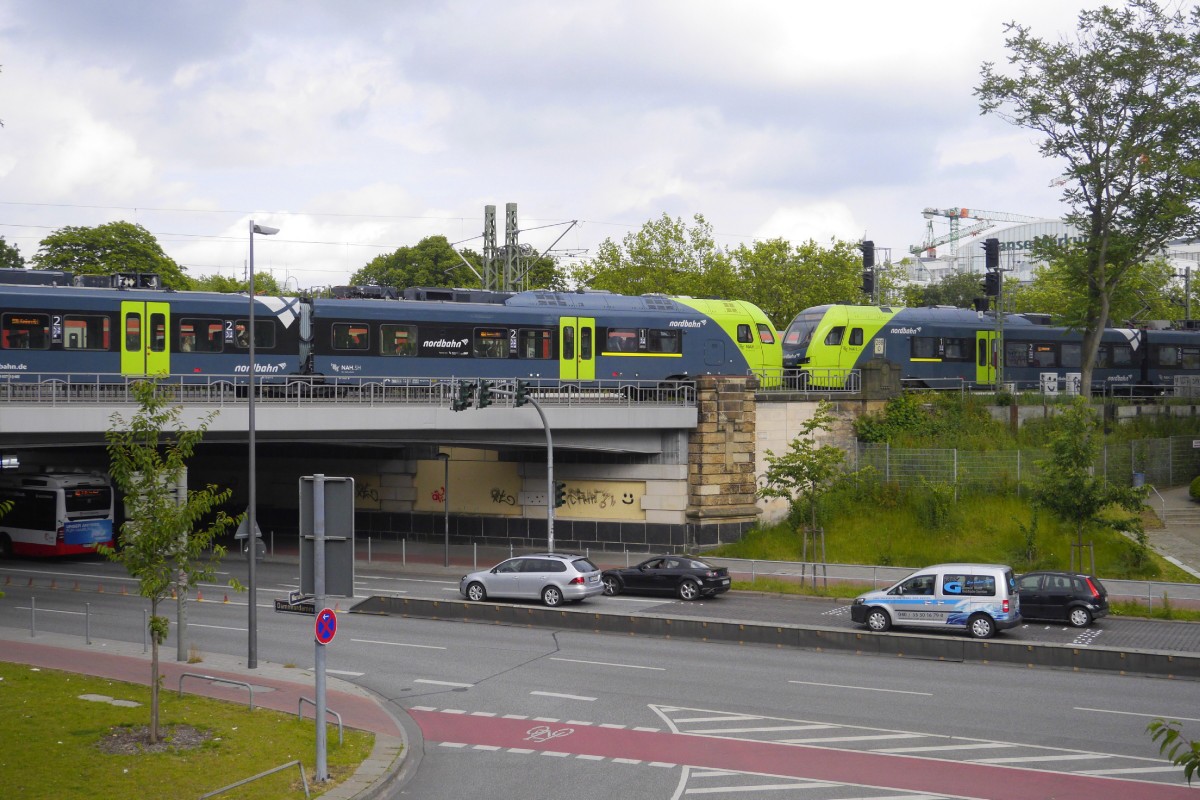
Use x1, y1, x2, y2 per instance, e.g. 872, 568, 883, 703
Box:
1029, 398, 1147, 567
1010, 255, 1177, 324
977, 1, 1200, 397
190, 271, 282, 294
730, 238, 865, 329
0, 237, 24, 269
758, 400, 849, 536
350, 236, 485, 289
103, 380, 237, 744
571, 214, 734, 299
32, 221, 190, 289
1148, 720, 1200, 784
913, 270, 992, 309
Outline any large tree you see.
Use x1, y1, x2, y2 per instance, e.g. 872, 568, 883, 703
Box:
190, 271, 282, 295
977, 0, 1200, 397
103, 380, 237, 744
1010, 254, 1178, 323
0, 236, 24, 269
32, 221, 190, 288
728, 238, 869, 329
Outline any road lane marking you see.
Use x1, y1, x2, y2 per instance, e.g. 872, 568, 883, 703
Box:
326, 669, 365, 677
191, 623, 246, 632
1075, 706, 1200, 723
780, 734, 920, 744
789, 680, 932, 696
415, 679, 473, 688
688, 724, 836, 734
874, 743, 1015, 753
972, 754, 1104, 764
550, 656, 664, 671
531, 691, 597, 701
353, 638, 446, 650
1079, 766, 1182, 775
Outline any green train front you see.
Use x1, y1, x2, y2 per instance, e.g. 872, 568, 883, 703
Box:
780, 304, 1200, 392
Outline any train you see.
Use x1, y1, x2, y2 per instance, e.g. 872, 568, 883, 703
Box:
0, 272, 782, 387
780, 303, 1200, 394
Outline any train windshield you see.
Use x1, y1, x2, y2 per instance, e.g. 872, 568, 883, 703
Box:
783, 311, 824, 348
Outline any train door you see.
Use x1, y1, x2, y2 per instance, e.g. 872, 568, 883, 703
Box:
975, 330, 997, 386
120, 301, 170, 376
558, 316, 595, 381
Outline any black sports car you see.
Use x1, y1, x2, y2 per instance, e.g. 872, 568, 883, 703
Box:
601, 556, 731, 600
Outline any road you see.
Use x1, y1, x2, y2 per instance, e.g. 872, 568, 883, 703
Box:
2, 556, 1197, 799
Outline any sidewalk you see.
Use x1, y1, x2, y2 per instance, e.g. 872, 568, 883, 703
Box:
1147, 484, 1200, 580
0, 627, 417, 800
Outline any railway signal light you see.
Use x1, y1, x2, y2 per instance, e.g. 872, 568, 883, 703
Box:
553, 480, 566, 508
514, 380, 530, 407
859, 240, 875, 269
983, 271, 1001, 297
861, 269, 875, 295
477, 379, 493, 409
983, 237, 1000, 271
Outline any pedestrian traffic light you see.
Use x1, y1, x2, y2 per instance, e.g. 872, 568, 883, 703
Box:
861, 269, 875, 295
553, 480, 566, 508
477, 379, 493, 409
514, 379, 529, 407
451, 381, 475, 412
983, 271, 1001, 297
983, 237, 1000, 271
859, 240, 875, 269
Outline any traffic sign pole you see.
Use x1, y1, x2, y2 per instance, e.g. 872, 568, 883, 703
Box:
314, 473, 328, 782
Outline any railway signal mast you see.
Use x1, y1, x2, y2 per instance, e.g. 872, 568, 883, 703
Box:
982, 237, 1005, 387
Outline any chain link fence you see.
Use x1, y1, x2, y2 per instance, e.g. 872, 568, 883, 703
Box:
844, 435, 1200, 495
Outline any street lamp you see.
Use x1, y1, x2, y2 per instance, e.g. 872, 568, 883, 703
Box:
437, 452, 450, 567
247, 220, 278, 669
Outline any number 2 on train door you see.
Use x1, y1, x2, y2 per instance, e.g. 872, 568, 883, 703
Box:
559, 317, 595, 381
120, 301, 171, 377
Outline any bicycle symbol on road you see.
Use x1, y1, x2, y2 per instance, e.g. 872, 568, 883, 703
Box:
525, 725, 574, 743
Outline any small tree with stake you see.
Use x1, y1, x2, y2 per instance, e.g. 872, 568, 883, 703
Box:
102, 379, 237, 744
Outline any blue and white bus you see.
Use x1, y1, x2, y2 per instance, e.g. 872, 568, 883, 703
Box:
0, 472, 114, 557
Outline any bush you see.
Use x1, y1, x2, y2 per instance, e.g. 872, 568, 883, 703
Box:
1190, 475, 1200, 501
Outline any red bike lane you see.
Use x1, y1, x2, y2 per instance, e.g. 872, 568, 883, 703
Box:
411, 709, 1195, 800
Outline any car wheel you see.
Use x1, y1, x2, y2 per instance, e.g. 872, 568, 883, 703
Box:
1068, 607, 1093, 628
865, 608, 891, 633
968, 614, 997, 639
466, 582, 487, 602
678, 579, 700, 601
602, 575, 621, 596
542, 586, 563, 607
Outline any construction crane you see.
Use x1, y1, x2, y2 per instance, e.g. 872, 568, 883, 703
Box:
913, 207, 1049, 257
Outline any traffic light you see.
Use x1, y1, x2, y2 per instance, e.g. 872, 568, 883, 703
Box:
451, 381, 475, 412
861, 269, 875, 295
514, 379, 529, 407
983, 237, 1000, 271
859, 240, 875, 269
477, 379, 493, 409
983, 271, 1001, 297
553, 480, 566, 508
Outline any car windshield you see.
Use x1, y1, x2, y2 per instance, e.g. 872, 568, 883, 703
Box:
572, 558, 598, 572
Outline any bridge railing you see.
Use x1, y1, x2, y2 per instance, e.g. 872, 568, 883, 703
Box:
0, 373, 698, 408
753, 368, 862, 393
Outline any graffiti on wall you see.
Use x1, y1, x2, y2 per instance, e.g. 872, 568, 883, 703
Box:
555, 481, 645, 521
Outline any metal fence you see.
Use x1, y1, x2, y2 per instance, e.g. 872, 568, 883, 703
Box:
847, 435, 1200, 494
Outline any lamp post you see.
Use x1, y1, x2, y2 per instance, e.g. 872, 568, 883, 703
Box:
437, 452, 450, 567
247, 220, 278, 669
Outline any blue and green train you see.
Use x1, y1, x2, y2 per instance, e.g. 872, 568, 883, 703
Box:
781, 304, 1200, 393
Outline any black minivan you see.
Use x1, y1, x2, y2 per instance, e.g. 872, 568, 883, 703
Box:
1016, 571, 1109, 628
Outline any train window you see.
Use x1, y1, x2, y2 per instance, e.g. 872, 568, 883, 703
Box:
942, 337, 972, 361
1005, 341, 1030, 367
2, 313, 50, 349
1062, 343, 1083, 368
1107, 344, 1130, 367
912, 337, 938, 359
381, 324, 417, 356
234, 319, 276, 350
737, 324, 753, 344
646, 329, 681, 354
474, 327, 508, 358
824, 326, 845, 346
124, 314, 141, 352
332, 323, 368, 351
580, 327, 592, 359
1185, 348, 1200, 370
1031, 343, 1057, 368
150, 313, 167, 353
849, 328, 864, 347
563, 327, 575, 360
978, 338, 988, 367
757, 324, 775, 345
606, 328, 639, 353
63, 315, 110, 350
518, 329, 553, 359
180, 319, 223, 353
1158, 345, 1180, 367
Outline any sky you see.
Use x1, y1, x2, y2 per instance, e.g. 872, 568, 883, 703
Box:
0, 0, 1111, 291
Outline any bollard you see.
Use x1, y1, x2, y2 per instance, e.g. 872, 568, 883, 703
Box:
270, 529, 275, 556
368, 537, 372, 563
402, 539, 407, 566
474, 542, 478, 571
86, 602, 91, 645
143, 609, 148, 653
509, 542, 513, 559
30, 596, 36, 638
